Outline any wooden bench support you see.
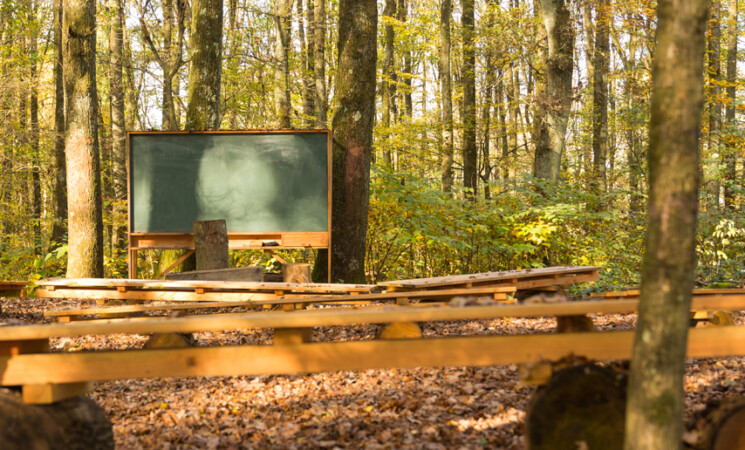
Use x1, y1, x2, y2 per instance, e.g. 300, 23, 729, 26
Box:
274, 328, 313, 345
22, 382, 93, 405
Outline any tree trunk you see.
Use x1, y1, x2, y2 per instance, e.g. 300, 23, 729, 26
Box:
723, 0, 737, 209
381, 0, 396, 165
274, 0, 292, 128
28, 1, 41, 253
706, 0, 722, 210
109, 0, 127, 261
185, 0, 222, 130
313, 0, 327, 127
63, 0, 104, 278
624, 1, 707, 448
533, 0, 574, 183
461, 0, 477, 197
399, 0, 412, 120
50, 0, 67, 248
312, 0, 376, 284
591, 0, 609, 197
439, 0, 453, 192
298, 0, 315, 126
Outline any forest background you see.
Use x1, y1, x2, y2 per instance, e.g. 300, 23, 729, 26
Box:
0, 0, 742, 289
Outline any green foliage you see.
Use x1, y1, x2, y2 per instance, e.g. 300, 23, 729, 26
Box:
366, 167, 646, 288
696, 214, 745, 282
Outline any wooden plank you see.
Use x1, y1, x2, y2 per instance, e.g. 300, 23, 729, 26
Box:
37, 278, 376, 293
44, 301, 258, 318
378, 266, 602, 289
592, 288, 745, 299
0, 281, 28, 297
6, 296, 745, 342
22, 382, 93, 404
36, 288, 281, 303
2, 327, 745, 386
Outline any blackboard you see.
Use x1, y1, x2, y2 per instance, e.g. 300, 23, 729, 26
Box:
128, 131, 330, 234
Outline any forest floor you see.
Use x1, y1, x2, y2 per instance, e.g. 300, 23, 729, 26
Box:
1, 296, 744, 449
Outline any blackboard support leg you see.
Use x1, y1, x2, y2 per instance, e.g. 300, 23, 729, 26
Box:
128, 249, 138, 279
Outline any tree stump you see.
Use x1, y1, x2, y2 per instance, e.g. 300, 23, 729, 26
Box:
193, 219, 229, 270
691, 398, 745, 449
0, 389, 113, 449
282, 263, 312, 284
526, 364, 626, 450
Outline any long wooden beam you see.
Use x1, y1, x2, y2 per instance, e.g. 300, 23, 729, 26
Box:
38, 278, 376, 293
6, 296, 745, 342
1, 327, 744, 386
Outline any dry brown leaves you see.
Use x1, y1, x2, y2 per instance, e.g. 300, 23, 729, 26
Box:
2, 297, 744, 449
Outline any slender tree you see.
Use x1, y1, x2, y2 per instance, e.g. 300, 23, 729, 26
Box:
50, 0, 67, 247
592, 0, 609, 195
274, 0, 293, 128
533, 0, 574, 183
109, 0, 127, 259
723, 0, 737, 209
439, 0, 453, 192
312, 0, 377, 283
313, 0, 327, 127
381, 0, 397, 165
63, 0, 104, 277
461, 0, 477, 196
706, 0, 722, 209
624, 0, 708, 448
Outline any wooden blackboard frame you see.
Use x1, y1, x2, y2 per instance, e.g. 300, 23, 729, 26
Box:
126, 130, 332, 279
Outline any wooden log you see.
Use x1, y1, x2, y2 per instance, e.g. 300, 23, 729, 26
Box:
377, 322, 422, 340
697, 399, 745, 450
526, 364, 626, 450
193, 219, 229, 271
283, 263, 311, 283
0, 389, 113, 449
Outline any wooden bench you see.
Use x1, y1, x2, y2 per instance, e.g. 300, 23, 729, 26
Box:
2, 295, 745, 404
0, 281, 28, 298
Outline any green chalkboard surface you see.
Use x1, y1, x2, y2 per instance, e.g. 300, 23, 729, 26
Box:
129, 131, 329, 233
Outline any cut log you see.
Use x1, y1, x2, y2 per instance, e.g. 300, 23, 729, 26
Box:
377, 322, 423, 340
0, 389, 113, 449
193, 219, 229, 271
526, 364, 626, 450
556, 315, 596, 333
283, 263, 312, 283
144, 332, 195, 349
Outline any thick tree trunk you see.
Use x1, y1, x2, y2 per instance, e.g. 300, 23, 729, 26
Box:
461, 0, 477, 197
313, 0, 327, 127
723, 0, 737, 209
591, 0, 609, 196
624, 1, 707, 448
185, 0, 222, 130
63, 0, 104, 278
274, 0, 292, 128
50, 0, 67, 248
533, 0, 574, 183
439, 0, 453, 192
109, 0, 127, 261
312, 0, 376, 284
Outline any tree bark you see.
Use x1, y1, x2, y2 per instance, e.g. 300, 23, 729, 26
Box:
63, 0, 104, 278
274, 0, 293, 128
109, 0, 127, 260
185, 0, 222, 130
50, 0, 67, 248
312, 0, 376, 284
533, 0, 574, 183
461, 0, 477, 197
723, 0, 737, 209
298, 0, 315, 126
28, 0, 41, 253
439, 0, 453, 192
624, 1, 707, 448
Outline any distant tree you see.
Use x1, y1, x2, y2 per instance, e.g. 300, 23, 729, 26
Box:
185, 0, 222, 129
50, 0, 67, 248
592, 0, 609, 196
273, 0, 293, 128
723, 0, 738, 209
706, 0, 721, 209
312, 0, 377, 283
533, 0, 574, 183
381, 0, 397, 165
109, 0, 127, 259
439, 0, 453, 192
624, 0, 708, 448
461, 0, 477, 196
63, 0, 104, 277
313, 0, 327, 127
